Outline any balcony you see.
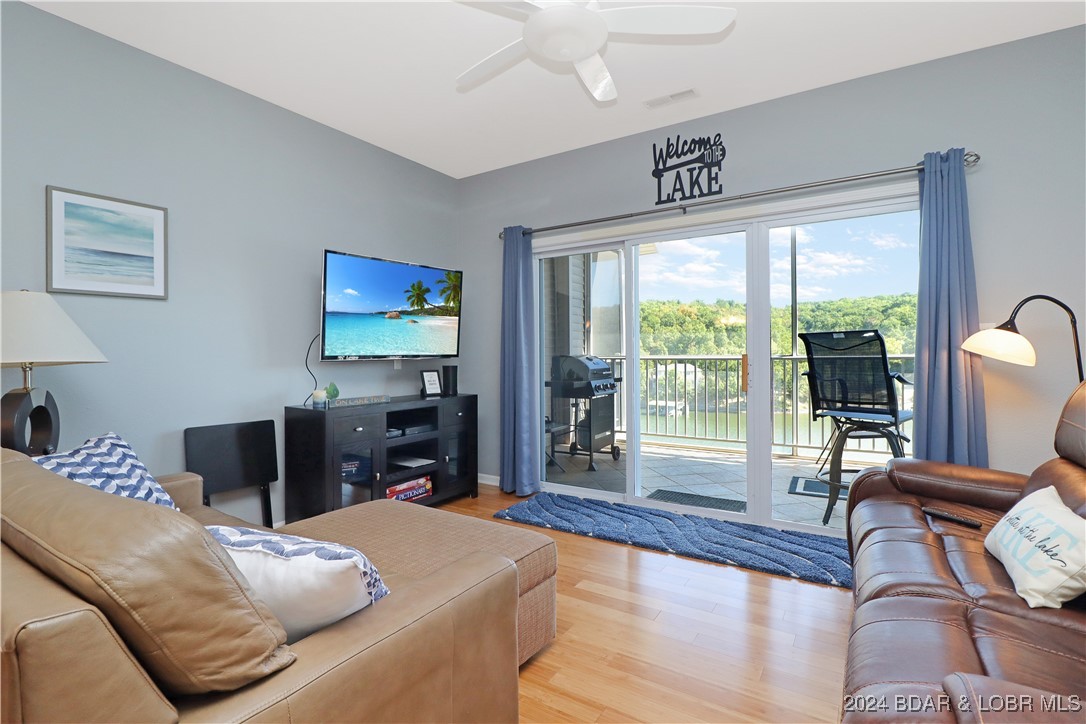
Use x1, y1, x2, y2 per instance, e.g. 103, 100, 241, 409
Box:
545, 353, 915, 530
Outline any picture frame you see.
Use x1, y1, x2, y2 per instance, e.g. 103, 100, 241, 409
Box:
420, 370, 442, 397
46, 186, 168, 299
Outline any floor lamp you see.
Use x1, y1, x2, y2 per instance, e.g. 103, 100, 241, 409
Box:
1, 291, 107, 455
961, 294, 1084, 383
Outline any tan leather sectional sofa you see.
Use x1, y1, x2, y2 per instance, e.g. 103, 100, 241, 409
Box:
842, 382, 1086, 722
1, 448, 557, 722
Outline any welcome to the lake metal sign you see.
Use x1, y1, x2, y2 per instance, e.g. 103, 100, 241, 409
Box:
652, 132, 726, 206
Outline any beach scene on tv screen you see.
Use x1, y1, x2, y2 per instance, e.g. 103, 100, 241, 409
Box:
324, 253, 461, 357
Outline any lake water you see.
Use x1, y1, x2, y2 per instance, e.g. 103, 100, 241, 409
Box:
324, 313, 459, 357
65, 245, 154, 286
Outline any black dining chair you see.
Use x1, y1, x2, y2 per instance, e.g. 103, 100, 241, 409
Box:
183, 419, 277, 528
798, 330, 912, 525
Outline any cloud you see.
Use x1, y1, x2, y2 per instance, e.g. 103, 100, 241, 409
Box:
638, 234, 747, 301
770, 283, 833, 302
866, 232, 912, 250
677, 261, 717, 276
640, 261, 745, 295
768, 226, 814, 247
793, 250, 879, 279
657, 238, 722, 260
343, 288, 359, 296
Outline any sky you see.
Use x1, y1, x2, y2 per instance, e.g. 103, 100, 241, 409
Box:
63, 201, 155, 258
636, 210, 920, 304
324, 251, 460, 314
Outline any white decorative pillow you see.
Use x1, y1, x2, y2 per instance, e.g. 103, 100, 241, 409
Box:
33, 432, 177, 509
206, 526, 391, 641
985, 486, 1086, 608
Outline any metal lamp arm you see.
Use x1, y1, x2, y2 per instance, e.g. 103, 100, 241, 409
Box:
1008, 294, 1084, 382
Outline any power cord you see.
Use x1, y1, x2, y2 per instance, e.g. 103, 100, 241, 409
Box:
303, 332, 320, 405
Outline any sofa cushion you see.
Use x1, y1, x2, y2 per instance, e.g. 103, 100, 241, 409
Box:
849, 493, 1001, 552
1020, 458, 1086, 516
281, 497, 559, 664
985, 485, 1086, 608
1053, 380, 1086, 468
280, 498, 557, 596
33, 433, 176, 509
845, 596, 1086, 719
0, 451, 294, 695
207, 525, 391, 642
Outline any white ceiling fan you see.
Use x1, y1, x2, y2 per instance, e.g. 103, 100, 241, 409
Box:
456, 1, 738, 102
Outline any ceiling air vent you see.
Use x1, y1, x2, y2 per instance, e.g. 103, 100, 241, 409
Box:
643, 88, 699, 109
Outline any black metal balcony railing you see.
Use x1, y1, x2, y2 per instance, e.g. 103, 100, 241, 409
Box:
599, 354, 915, 458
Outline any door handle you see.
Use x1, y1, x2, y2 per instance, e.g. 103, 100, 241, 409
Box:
741, 353, 748, 393
354, 426, 365, 432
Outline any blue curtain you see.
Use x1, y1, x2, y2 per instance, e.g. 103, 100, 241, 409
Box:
499, 226, 542, 495
914, 148, 989, 466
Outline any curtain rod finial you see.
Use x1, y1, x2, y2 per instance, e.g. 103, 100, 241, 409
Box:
964, 151, 980, 167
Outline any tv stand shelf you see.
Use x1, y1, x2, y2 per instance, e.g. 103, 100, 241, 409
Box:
284, 394, 477, 523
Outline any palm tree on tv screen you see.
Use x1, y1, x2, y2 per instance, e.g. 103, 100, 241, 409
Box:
404, 280, 432, 311
438, 271, 462, 312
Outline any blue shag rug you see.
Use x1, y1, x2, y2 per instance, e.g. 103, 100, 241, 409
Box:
495, 492, 852, 588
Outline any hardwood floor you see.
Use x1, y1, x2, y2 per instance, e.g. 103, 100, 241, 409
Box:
442, 485, 853, 723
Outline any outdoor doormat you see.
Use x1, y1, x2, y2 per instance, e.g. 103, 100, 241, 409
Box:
495, 492, 851, 588
789, 475, 831, 499
646, 489, 746, 513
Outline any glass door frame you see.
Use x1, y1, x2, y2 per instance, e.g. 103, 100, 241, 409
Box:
531, 177, 919, 533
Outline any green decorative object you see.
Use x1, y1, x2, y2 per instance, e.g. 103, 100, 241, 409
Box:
324, 382, 340, 400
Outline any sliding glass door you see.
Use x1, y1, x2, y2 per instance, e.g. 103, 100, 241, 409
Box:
767, 211, 919, 529
539, 248, 626, 493
534, 180, 919, 534
632, 232, 749, 513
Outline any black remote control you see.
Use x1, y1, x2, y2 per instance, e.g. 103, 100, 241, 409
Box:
921, 506, 982, 528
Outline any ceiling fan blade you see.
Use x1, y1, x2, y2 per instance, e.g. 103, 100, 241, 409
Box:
456, 38, 529, 89
598, 5, 737, 35
458, 1, 543, 19
574, 53, 616, 102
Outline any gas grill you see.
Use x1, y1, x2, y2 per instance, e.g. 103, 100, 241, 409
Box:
550, 355, 621, 471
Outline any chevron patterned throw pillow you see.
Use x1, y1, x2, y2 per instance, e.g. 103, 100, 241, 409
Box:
33, 433, 177, 509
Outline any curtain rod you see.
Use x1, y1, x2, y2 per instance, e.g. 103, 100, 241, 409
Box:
498, 151, 980, 240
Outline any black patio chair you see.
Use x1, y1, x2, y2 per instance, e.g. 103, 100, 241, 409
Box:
798, 330, 912, 525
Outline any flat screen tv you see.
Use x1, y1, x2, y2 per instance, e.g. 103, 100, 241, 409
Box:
321, 249, 463, 361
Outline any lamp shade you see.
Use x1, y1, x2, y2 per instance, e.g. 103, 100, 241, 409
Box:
1, 291, 107, 367
961, 327, 1037, 367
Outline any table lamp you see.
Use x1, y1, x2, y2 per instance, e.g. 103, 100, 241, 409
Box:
1, 290, 107, 455
961, 294, 1084, 382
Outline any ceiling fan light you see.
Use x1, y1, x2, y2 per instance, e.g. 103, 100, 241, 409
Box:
523, 5, 607, 62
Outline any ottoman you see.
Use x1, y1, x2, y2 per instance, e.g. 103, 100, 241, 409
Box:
281, 499, 558, 664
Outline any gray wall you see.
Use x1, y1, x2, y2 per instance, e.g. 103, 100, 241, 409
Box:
1, 3, 462, 523
3, 3, 1084, 526
458, 25, 1085, 476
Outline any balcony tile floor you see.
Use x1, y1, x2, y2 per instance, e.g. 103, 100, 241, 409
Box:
543, 442, 890, 531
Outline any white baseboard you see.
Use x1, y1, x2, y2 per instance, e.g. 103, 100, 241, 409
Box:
478, 473, 499, 487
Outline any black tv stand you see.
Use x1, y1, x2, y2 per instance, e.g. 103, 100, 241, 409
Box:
284, 394, 477, 523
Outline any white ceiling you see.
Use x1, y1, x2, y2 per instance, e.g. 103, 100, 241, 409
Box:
30, 1, 1086, 179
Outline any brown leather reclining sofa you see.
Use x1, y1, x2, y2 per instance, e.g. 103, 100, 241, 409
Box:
1, 448, 557, 722
842, 381, 1086, 722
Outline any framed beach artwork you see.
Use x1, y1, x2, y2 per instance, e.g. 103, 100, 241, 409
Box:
46, 186, 168, 299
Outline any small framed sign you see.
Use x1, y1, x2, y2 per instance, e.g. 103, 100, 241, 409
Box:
420, 370, 442, 397
46, 186, 168, 299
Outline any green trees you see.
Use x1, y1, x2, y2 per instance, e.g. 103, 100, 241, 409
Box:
404, 280, 433, 311
639, 294, 917, 356
438, 271, 462, 311
403, 273, 461, 316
